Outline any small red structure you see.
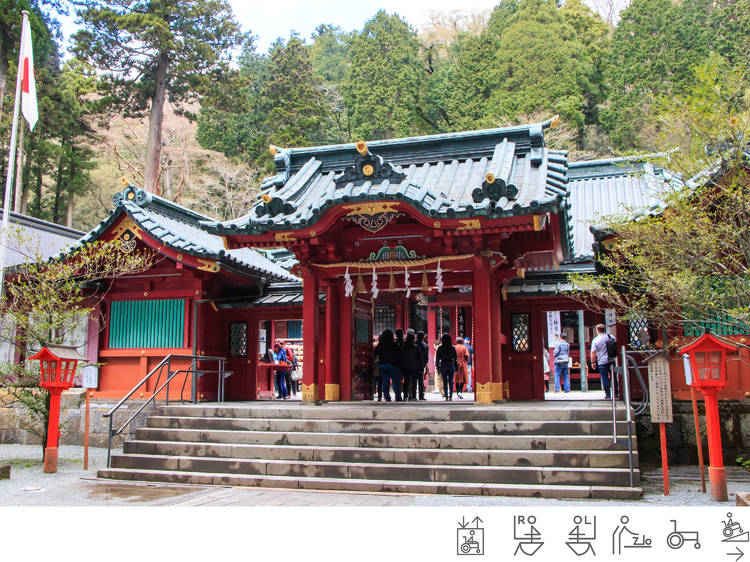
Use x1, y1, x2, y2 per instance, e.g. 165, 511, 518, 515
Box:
680, 333, 738, 501
28, 345, 86, 473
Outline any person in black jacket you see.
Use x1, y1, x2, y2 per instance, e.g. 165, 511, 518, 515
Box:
375, 329, 402, 401
415, 331, 429, 401
435, 332, 458, 401
394, 328, 406, 400
402, 330, 425, 401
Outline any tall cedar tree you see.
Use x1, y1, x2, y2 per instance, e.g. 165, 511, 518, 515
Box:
71, 0, 246, 194
344, 11, 427, 140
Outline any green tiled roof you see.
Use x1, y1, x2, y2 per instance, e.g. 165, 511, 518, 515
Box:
204, 120, 574, 256
71, 185, 298, 283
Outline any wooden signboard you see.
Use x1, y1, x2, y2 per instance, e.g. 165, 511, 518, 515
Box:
546, 311, 561, 344
648, 354, 673, 423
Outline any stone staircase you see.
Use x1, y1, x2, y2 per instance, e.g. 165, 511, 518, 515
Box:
98, 402, 642, 499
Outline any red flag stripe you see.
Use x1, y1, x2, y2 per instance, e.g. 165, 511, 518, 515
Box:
22, 57, 30, 94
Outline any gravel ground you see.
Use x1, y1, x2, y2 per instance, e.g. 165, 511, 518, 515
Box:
2, 444, 749, 506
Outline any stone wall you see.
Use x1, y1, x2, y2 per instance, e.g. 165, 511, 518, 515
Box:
636, 400, 750, 465
0, 389, 157, 449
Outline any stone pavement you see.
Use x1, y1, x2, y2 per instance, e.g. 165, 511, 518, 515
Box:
2, 444, 749, 506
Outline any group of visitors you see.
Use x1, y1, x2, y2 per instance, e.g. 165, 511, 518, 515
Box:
269, 339, 299, 400
546, 323, 619, 399
373, 329, 474, 402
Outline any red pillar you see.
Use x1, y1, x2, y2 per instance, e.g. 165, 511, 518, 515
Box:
703, 389, 728, 501
489, 269, 504, 397
302, 268, 321, 403
338, 284, 352, 400
324, 282, 340, 401
472, 258, 494, 403
427, 305, 437, 374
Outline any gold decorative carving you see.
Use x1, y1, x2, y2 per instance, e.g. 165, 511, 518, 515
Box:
261, 193, 272, 203
362, 164, 374, 176
196, 258, 220, 273
433, 221, 441, 228
110, 216, 143, 240
456, 219, 481, 231
176, 253, 183, 261
491, 382, 504, 401
533, 214, 547, 231
324, 384, 340, 401
342, 202, 403, 233
302, 383, 318, 403
275, 232, 297, 243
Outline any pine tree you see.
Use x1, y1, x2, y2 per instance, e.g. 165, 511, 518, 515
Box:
71, 0, 246, 194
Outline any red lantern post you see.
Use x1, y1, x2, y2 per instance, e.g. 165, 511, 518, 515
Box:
680, 333, 738, 502
28, 346, 86, 473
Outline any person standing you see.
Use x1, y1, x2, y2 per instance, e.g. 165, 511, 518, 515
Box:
590, 324, 618, 399
372, 337, 383, 401
542, 344, 550, 392
464, 337, 474, 392
416, 331, 429, 401
376, 329, 401, 401
454, 337, 470, 399
436, 333, 458, 401
402, 330, 424, 401
553, 333, 571, 393
395, 328, 406, 400
279, 340, 296, 397
432, 338, 445, 397
272, 341, 290, 400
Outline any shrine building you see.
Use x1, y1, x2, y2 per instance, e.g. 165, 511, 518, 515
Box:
73, 120, 750, 404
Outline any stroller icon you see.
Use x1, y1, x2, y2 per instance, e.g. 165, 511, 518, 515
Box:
667, 520, 701, 550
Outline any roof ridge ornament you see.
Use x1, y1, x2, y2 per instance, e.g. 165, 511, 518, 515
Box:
334, 141, 407, 186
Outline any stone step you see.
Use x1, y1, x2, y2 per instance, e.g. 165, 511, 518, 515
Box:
109, 453, 640, 487
158, 404, 630, 422
135, 427, 636, 451
145, 415, 633, 436
97, 468, 643, 500
123, 440, 636, 468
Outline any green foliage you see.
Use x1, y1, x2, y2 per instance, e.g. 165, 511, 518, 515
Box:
343, 11, 427, 140
570, 58, 750, 332
0, 231, 153, 452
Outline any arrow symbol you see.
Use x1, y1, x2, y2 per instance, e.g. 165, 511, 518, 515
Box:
472, 516, 483, 527
728, 547, 745, 561
459, 517, 468, 529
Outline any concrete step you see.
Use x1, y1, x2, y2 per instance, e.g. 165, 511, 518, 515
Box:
123, 440, 637, 468
134, 427, 637, 451
145, 415, 633, 436
97, 468, 643, 500
109, 453, 640, 487
158, 404, 630, 422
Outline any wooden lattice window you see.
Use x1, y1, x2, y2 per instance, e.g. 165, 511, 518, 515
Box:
374, 306, 395, 337
628, 315, 650, 349
356, 317, 371, 343
511, 313, 530, 353
229, 322, 247, 357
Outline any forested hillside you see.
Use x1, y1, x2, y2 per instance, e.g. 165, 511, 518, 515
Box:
0, 0, 748, 231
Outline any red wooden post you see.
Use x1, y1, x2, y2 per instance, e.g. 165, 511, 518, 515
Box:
690, 385, 707, 493
703, 389, 727, 501
337, 284, 352, 400
324, 282, 337, 400
489, 269, 503, 395
302, 267, 320, 403
472, 258, 493, 403
44, 389, 63, 473
659, 422, 669, 495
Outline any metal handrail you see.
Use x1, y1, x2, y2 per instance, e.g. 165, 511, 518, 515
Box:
103, 354, 228, 468
611, 346, 652, 489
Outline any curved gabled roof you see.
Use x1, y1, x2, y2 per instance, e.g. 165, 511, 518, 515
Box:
203, 120, 573, 257
73, 185, 299, 283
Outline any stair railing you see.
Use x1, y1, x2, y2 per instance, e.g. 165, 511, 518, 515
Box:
103, 354, 230, 468
611, 346, 651, 489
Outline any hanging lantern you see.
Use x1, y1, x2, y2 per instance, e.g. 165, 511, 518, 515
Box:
389, 269, 396, 291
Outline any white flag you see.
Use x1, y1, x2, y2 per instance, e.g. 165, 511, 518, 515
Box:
404, 267, 410, 298
20, 15, 38, 131
436, 260, 444, 293
370, 267, 379, 299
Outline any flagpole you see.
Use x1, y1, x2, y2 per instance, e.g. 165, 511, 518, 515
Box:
0, 10, 30, 297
